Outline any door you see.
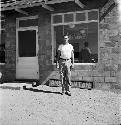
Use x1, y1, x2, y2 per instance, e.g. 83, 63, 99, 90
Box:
16, 28, 39, 79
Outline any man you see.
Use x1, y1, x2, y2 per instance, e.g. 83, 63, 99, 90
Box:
56, 35, 74, 96
79, 42, 91, 63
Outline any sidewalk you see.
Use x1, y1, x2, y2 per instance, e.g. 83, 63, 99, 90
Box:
0, 82, 121, 125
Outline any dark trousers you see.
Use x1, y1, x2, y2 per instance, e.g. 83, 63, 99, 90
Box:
59, 59, 72, 92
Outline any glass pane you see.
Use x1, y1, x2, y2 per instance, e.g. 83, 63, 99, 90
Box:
0, 30, 5, 63
88, 11, 98, 20
0, 44, 5, 63
76, 12, 86, 21
53, 25, 64, 63
71, 43, 79, 63
87, 22, 98, 63
53, 22, 98, 63
0, 14, 6, 63
19, 18, 38, 27
0, 30, 5, 45
53, 15, 62, 24
18, 30, 36, 57
64, 13, 73, 23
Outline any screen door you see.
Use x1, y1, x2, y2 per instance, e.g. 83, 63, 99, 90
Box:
16, 28, 39, 79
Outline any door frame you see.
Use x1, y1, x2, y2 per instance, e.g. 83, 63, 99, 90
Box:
16, 16, 39, 79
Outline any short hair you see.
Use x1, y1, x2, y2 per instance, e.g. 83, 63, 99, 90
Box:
64, 34, 69, 37
64, 35, 69, 40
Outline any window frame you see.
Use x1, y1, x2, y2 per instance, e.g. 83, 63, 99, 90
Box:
16, 15, 38, 29
51, 9, 99, 65
0, 15, 6, 65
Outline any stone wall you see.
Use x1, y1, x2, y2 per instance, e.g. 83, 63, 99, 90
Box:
99, 5, 121, 88
38, 11, 54, 83
0, 15, 16, 82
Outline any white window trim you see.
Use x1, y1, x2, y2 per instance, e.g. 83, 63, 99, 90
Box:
0, 63, 5, 65
51, 9, 99, 65
16, 15, 38, 29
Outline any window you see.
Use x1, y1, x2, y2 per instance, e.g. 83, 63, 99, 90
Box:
76, 12, 86, 21
18, 30, 36, 57
64, 13, 74, 23
52, 10, 99, 64
0, 14, 5, 64
88, 10, 98, 20
53, 15, 62, 24
19, 18, 38, 27
17, 16, 38, 28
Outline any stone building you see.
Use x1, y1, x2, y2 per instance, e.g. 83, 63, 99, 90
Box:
0, 0, 121, 89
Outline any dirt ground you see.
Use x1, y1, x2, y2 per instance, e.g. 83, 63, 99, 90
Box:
0, 83, 121, 125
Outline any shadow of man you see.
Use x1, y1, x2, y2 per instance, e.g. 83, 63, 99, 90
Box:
23, 86, 62, 95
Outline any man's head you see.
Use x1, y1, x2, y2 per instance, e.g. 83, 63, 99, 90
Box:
84, 42, 88, 47
63, 35, 69, 44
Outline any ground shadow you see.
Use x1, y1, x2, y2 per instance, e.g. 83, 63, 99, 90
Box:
0, 86, 20, 90
23, 86, 62, 95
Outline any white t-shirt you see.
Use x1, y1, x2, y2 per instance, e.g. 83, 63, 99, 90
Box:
58, 43, 74, 59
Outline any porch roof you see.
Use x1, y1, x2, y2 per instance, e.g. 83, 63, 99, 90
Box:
1, 0, 115, 22
1, 0, 110, 11
1, 0, 86, 12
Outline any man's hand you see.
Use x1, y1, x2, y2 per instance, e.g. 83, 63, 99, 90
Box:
71, 50, 74, 70
70, 64, 74, 70
56, 50, 60, 69
71, 64, 74, 69
56, 62, 59, 69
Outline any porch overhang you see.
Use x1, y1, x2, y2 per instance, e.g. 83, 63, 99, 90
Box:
1, 0, 85, 12
0, 0, 116, 21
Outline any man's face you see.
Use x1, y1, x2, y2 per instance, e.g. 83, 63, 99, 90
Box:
64, 36, 69, 44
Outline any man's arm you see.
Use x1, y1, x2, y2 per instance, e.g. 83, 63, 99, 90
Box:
71, 50, 74, 67
87, 48, 91, 54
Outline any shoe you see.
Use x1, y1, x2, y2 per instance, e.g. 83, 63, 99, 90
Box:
65, 91, 71, 96
32, 82, 37, 87
61, 91, 65, 95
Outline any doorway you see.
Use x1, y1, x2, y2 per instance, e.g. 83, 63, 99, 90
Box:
16, 28, 39, 79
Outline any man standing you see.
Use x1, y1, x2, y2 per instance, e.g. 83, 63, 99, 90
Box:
56, 35, 74, 96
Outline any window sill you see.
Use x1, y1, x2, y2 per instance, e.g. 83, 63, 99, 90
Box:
53, 63, 96, 65
0, 63, 5, 65
74, 63, 96, 65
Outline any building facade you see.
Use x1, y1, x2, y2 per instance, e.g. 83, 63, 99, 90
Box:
0, 0, 121, 89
